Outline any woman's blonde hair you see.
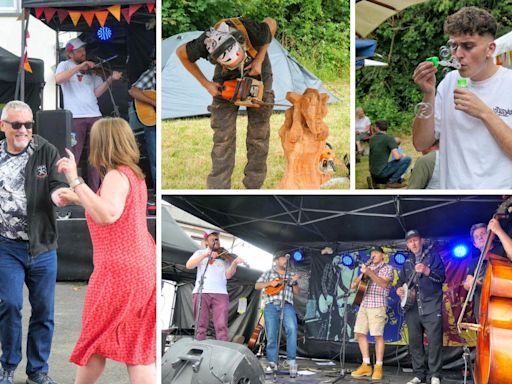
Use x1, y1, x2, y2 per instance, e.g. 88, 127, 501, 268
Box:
89, 117, 144, 180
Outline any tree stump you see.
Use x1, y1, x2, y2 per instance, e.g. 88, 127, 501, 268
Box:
277, 88, 330, 189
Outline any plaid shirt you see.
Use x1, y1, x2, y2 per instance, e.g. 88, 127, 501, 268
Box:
132, 64, 155, 90
257, 268, 295, 306
361, 262, 394, 308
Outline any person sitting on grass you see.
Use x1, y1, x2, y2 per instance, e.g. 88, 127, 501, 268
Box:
369, 120, 411, 188
408, 140, 440, 189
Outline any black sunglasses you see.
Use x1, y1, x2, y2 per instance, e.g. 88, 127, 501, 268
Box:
3, 120, 34, 130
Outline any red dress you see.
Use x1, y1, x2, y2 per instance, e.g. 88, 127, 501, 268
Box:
70, 166, 156, 366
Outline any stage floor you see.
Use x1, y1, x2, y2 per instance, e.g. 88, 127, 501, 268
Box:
261, 357, 473, 384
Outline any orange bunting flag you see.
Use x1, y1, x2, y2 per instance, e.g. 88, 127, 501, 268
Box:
95, 10, 109, 27
23, 53, 32, 73
57, 9, 68, 23
147, 3, 155, 13
107, 4, 121, 21
43, 7, 56, 21
69, 11, 82, 26
82, 11, 95, 27
34, 8, 44, 18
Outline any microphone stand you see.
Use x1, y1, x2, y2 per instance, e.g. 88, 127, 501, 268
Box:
331, 259, 358, 383
193, 245, 215, 340
97, 56, 120, 117
273, 255, 291, 382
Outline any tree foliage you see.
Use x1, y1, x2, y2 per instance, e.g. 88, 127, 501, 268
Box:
162, 0, 349, 81
356, 0, 512, 133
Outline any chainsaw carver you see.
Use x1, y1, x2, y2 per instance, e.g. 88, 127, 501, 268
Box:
177, 17, 277, 189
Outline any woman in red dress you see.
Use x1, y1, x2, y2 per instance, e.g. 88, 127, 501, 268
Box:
57, 117, 156, 383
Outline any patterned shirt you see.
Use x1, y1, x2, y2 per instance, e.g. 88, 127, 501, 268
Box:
132, 64, 156, 90
257, 267, 295, 306
361, 262, 394, 308
0, 140, 34, 240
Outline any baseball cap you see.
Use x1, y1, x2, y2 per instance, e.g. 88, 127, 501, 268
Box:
65, 38, 86, 53
405, 230, 421, 240
369, 246, 384, 254
203, 229, 219, 239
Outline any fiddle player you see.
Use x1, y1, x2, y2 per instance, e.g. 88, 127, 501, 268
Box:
463, 219, 512, 322
350, 246, 394, 381
255, 252, 299, 377
396, 230, 445, 384
55, 37, 122, 192
185, 229, 243, 341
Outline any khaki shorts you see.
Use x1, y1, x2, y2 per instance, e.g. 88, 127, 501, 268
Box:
353, 306, 387, 336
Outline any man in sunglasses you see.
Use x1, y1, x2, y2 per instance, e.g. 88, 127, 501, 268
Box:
0, 101, 70, 384
412, 7, 512, 189
55, 37, 122, 192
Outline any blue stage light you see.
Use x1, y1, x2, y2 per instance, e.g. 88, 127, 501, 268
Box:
292, 249, 304, 262
97, 26, 113, 41
453, 244, 469, 258
393, 252, 406, 265
341, 254, 354, 267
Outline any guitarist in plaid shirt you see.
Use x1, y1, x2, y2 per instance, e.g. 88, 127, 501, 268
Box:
255, 252, 300, 377
350, 246, 393, 381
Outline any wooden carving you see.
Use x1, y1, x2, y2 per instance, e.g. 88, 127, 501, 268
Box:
277, 88, 330, 189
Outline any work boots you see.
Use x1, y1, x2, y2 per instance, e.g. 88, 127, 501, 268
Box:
351, 362, 372, 378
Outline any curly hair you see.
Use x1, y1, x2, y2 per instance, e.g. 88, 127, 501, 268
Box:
444, 6, 496, 38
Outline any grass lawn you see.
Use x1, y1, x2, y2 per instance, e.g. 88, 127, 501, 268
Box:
355, 134, 421, 189
162, 80, 350, 190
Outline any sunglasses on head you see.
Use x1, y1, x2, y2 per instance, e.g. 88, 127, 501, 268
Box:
3, 120, 34, 130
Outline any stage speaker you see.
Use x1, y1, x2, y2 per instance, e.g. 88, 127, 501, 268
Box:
162, 337, 265, 384
36, 109, 72, 157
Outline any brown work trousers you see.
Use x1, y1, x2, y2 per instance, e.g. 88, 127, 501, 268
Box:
207, 79, 274, 189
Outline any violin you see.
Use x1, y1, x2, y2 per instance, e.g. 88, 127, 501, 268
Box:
209, 246, 250, 268
79, 55, 120, 79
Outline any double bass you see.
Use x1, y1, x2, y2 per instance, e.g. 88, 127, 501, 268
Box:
457, 196, 512, 384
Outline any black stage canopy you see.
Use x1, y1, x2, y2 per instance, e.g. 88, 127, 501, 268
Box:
164, 195, 503, 254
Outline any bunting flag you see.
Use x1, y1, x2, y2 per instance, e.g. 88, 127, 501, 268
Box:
43, 7, 56, 22
31, 4, 154, 26
107, 5, 121, 21
57, 9, 68, 23
95, 10, 109, 27
82, 10, 95, 27
69, 11, 82, 26
23, 30, 32, 73
121, 8, 131, 24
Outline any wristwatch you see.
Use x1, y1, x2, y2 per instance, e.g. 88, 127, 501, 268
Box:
69, 177, 85, 191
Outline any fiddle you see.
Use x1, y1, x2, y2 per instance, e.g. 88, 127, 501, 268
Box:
209, 246, 250, 268
78, 55, 121, 79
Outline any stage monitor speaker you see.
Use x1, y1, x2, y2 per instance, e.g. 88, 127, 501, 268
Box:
162, 337, 265, 384
36, 109, 72, 157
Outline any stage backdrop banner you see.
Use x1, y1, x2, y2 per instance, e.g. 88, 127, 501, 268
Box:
304, 241, 477, 347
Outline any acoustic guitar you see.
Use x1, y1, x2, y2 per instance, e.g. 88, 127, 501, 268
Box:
247, 313, 265, 351
351, 275, 370, 306
134, 89, 156, 126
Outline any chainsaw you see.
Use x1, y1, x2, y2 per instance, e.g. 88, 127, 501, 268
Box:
220, 77, 290, 108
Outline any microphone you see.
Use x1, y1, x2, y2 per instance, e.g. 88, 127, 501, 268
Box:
285, 253, 291, 259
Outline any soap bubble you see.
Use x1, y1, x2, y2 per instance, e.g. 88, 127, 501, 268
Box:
414, 102, 433, 119
439, 46, 450, 60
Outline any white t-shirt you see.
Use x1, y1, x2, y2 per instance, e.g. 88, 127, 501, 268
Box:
435, 67, 512, 189
55, 60, 103, 118
190, 248, 229, 294
355, 116, 371, 133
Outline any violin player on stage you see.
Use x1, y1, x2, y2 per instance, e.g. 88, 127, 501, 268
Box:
350, 246, 394, 381
396, 230, 445, 384
185, 229, 244, 341
255, 252, 299, 377
55, 37, 123, 192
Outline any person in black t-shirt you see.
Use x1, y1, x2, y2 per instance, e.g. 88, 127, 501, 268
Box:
176, 17, 277, 189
